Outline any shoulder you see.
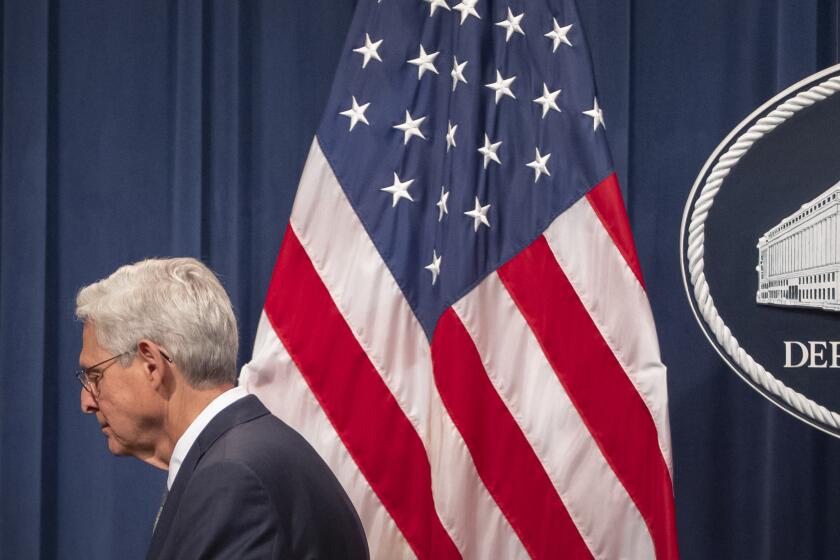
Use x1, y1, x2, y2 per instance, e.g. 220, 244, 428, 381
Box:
203, 410, 321, 473
192, 395, 319, 474
191, 404, 369, 559
200, 412, 345, 509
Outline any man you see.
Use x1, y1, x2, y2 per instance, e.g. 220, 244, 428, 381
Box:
77, 257, 369, 559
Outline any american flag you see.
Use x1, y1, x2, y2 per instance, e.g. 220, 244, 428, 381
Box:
241, 0, 678, 558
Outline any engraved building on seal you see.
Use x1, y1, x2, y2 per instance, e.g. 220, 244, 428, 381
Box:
756, 180, 840, 311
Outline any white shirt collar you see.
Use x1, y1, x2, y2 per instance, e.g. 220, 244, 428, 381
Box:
167, 385, 249, 490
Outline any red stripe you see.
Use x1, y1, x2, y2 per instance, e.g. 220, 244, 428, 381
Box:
431, 309, 593, 560
498, 236, 679, 560
585, 174, 646, 288
264, 226, 460, 560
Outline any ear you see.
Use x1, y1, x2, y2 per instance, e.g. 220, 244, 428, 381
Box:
136, 339, 168, 390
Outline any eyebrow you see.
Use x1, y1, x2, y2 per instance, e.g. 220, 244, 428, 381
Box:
78, 357, 98, 371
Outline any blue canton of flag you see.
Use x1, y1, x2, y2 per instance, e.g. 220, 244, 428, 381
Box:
320, 0, 612, 338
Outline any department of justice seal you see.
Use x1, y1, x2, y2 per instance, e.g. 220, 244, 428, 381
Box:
681, 63, 840, 437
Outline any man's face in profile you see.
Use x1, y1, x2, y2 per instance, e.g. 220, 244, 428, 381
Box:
79, 323, 161, 459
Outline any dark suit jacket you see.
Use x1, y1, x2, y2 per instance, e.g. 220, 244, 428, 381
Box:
146, 394, 369, 559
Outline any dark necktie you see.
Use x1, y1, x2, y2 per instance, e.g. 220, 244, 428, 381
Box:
152, 486, 169, 534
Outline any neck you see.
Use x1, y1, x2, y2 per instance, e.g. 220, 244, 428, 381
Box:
144, 381, 235, 470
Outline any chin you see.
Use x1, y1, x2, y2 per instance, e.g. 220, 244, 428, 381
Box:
106, 436, 133, 457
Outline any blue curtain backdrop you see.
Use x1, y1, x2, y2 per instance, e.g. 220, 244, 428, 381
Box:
1, 1, 838, 558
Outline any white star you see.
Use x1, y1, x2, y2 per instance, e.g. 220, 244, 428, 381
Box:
478, 134, 502, 168
352, 33, 383, 69
464, 196, 491, 231
526, 148, 551, 182
495, 8, 525, 42
583, 97, 605, 131
533, 83, 562, 118
485, 70, 516, 104
380, 173, 415, 207
545, 19, 573, 52
408, 45, 440, 79
453, 0, 480, 25
339, 96, 370, 131
436, 186, 449, 221
425, 250, 442, 285
451, 56, 468, 91
446, 121, 458, 151
393, 110, 427, 145
424, 0, 450, 16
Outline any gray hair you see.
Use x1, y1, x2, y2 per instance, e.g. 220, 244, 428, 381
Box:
76, 258, 239, 388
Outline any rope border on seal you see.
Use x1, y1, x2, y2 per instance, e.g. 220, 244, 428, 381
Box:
686, 74, 840, 431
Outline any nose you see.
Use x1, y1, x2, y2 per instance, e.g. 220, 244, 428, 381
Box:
80, 387, 99, 413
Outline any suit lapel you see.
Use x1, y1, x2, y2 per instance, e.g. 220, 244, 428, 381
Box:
145, 395, 270, 559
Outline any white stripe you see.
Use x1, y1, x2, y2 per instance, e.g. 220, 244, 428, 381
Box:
453, 273, 656, 560
287, 138, 528, 559
543, 196, 674, 475
241, 313, 414, 560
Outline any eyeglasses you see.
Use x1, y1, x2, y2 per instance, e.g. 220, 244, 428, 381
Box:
77, 349, 173, 397
77, 353, 127, 396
